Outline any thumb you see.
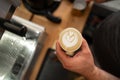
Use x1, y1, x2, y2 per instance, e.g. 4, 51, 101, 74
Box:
56, 41, 70, 63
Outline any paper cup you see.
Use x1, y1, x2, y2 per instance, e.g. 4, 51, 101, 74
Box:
59, 27, 83, 56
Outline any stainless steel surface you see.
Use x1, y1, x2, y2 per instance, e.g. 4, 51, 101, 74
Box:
0, 15, 46, 80
0, 0, 21, 19
0, 30, 32, 80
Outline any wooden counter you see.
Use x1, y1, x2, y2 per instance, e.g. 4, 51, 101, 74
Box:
14, 4, 32, 20
14, 1, 93, 80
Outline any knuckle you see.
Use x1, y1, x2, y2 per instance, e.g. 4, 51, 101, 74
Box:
62, 62, 71, 69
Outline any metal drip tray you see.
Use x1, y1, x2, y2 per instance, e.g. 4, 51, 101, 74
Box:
0, 15, 46, 80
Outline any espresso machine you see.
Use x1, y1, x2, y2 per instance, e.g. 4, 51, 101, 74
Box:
0, 0, 46, 80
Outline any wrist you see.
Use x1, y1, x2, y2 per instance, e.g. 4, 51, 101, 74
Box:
82, 66, 120, 80
83, 66, 99, 79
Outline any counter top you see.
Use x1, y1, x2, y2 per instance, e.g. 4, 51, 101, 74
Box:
14, 1, 93, 80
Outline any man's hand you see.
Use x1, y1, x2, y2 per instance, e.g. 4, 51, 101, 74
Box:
56, 38, 120, 80
56, 38, 96, 76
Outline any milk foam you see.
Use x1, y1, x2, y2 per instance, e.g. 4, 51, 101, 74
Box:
62, 30, 78, 47
59, 27, 82, 55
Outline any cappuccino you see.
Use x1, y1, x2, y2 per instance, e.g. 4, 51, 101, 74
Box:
59, 27, 82, 56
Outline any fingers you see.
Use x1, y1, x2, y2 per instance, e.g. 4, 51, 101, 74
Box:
81, 38, 89, 50
56, 41, 70, 63
74, 38, 90, 57
56, 38, 90, 63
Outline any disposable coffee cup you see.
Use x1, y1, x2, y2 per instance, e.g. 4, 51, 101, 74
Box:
59, 27, 83, 56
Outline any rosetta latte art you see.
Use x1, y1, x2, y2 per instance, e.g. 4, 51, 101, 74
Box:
62, 30, 78, 47
66, 31, 75, 42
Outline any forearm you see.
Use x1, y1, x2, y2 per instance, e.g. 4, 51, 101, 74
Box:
84, 67, 120, 80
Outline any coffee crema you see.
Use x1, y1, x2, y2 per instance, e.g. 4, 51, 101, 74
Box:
59, 27, 83, 56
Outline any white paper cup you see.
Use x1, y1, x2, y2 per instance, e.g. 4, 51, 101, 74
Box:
59, 27, 83, 56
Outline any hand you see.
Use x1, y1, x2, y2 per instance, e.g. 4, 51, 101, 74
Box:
56, 38, 96, 76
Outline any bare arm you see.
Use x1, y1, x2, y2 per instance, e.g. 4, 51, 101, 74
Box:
85, 66, 120, 80
56, 38, 120, 80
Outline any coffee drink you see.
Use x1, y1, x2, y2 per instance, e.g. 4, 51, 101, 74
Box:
59, 27, 83, 56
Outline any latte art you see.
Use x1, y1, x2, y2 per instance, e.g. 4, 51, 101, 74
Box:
62, 30, 78, 47
66, 31, 75, 42
59, 27, 83, 56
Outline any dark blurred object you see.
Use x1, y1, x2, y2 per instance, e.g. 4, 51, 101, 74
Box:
36, 48, 80, 80
82, 0, 120, 77
69, 0, 75, 3
23, 0, 54, 10
82, 1, 120, 45
93, 11, 120, 77
0, 28, 4, 39
0, 17, 27, 36
22, 0, 62, 23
